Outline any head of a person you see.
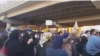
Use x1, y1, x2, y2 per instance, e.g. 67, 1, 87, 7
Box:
81, 34, 88, 44
9, 30, 21, 40
84, 30, 90, 37
20, 30, 25, 37
23, 30, 35, 41
62, 32, 69, 39
57, 31, 63, 35
52, 35, 63, 49
90, 29, 98, 35
85, 30, 90, 34
24, 28, 33, 35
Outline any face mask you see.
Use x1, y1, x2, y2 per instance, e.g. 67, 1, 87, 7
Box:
35, 34, 38, 38
87, 34, 90, 36
21, 33, 24, 37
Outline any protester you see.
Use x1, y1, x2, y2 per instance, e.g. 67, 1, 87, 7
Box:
62, 32, 72, 56
77, 34, 88, 55
46, 35, 68, 56
21, 28, 35, 56
5, 30, 24, 56
63, 23, 78, 56
36, 32, 52, 56
88, 29, 98, 39
86, 29, 100, 56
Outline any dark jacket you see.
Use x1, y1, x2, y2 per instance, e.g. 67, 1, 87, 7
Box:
77, 36, 88, 55
0, 38, 3, 48
36, 41, 52, 56
6, 30, 24, 56
21, 31, 35, 56
46, 35, 68, 56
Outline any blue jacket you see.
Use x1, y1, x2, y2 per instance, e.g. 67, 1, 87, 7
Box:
86, 35, 100, 55
62, 32, 69, 39
46, 35, 68, 56
46, 47, 68, 56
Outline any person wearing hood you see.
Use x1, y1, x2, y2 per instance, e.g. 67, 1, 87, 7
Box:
5, 30, 24, 56
4, 29, 34, 56
21, 29, 35, 56
46, 35, 68, 56
86, 29, 100, 56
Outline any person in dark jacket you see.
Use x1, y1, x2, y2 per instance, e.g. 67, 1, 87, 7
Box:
21, 30, 35, 56
77, 34, 88, 55
5, 30, 24, 56
46, 35, 68, 56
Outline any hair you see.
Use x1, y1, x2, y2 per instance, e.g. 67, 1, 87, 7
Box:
99, 31, 100, 35
85, 30, 90, 34
90, 29, 95, 35
57, 31, 62, 35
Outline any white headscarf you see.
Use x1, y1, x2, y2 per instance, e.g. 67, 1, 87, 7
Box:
39, 32, 52, 47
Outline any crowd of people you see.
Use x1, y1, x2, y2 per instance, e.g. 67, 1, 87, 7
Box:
0, 28, 100, 56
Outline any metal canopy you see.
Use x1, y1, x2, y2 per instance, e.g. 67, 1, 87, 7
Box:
9, 1, 100, 20
0, 0, 29, 14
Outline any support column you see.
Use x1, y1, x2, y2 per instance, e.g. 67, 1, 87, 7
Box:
38, 25, 42, 38
6, 23, 11, 30
78, 27, 81, 37
57, 28, 60, 32
55, 27, 58, 34
67, 27, 70, 33
38, 25, 42, 32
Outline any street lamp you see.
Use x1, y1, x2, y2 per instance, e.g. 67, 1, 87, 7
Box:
0, 0, 7, 4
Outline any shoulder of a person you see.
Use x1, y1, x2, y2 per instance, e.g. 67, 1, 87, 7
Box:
90, 35, 100, 40
91, 35, 99, 38
46, 47, 53, 51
